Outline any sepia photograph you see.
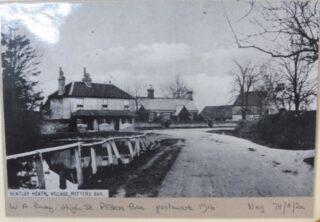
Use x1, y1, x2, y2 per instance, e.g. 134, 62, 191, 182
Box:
1, 0, 318, 204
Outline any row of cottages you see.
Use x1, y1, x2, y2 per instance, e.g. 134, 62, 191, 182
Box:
43, 68, 136, 132
137, 86, 199, 123
200, 91, 277, 122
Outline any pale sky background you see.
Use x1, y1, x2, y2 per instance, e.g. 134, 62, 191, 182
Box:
1, 0, 310, 111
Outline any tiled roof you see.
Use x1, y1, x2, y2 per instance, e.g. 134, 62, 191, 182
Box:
200, 105, 232, 119
139, 97, 198, 112
233, 91, 267, 106
48, 82, 134, 100
72, 109, 136, 117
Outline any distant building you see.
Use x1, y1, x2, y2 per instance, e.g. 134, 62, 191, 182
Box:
137, 86, 199, 123
199, 105, 232, 123
42, 67, 136, 132
232, 91, 277, 121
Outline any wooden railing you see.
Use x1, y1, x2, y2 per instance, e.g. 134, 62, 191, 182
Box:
6, 132, 160, 190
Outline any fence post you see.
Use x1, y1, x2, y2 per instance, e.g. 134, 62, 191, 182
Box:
126, 140, 134, 159
74, 143, 83, 186
134, 139, 140, 156
105, 142, 113, 165
34, 153, 46, 189
90, 147, 97, 175
145, 135, 150, 149
140, 137, 146, 151
111, 140, 121, 160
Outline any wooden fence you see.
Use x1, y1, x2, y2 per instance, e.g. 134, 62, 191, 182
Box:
6, 132, 160, 190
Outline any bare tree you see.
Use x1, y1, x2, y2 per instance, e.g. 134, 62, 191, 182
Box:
278, 53, 317, 111
230, 60, 260, 120
258, 62, 290, 111
124, 80, 144, 111
227, 0, 319, 63
163, 74, 192, 99
257, 56, 316, 112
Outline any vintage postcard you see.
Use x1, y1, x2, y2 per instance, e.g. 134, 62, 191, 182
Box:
0, 0, 319, 218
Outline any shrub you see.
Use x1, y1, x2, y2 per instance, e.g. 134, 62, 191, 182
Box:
235, 111, 316, 150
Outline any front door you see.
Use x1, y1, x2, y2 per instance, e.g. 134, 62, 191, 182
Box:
86, 118, 94, 130
114, 118, 120, 131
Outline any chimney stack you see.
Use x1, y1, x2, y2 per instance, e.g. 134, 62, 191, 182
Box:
187, 90, 193, 100
147, 85, 154, 99
82, 67, 92, 87
58, 67, 65, 95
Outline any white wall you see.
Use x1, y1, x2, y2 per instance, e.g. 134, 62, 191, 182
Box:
49, 97, 135, 119
232, 115, 242, 121
119, 117, 135, 131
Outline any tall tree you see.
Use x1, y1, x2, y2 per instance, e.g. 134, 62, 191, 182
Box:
163, 74, 192, 99
258, 56, 316, 112
2, 28, 43, 154
124, 80, 143, 111
227, 0, 319, 63
230, 60, 260, 120
258, 62, 292, 111
278, 53, 316, 111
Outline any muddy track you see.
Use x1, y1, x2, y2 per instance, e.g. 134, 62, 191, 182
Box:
81, 138, 183, 197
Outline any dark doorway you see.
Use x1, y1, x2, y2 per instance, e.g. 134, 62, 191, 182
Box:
114, 118, 120, 131
87, 119, 94, 130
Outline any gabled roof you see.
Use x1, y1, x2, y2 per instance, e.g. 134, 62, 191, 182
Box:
139, 97, 198, 112
174, 105, 187, 116
233, 91, 268, 106
200, 105, 232, 119
48, 82, 134, 100
72, 109, 136, 117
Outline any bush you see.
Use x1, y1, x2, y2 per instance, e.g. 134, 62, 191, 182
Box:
234, 111, 316, 150
4, 111, 42, 155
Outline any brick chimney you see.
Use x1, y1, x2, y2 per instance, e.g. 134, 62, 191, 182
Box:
147, 85, 154, 99
58, 67, 65, 95
82, 67, 92, 87
187, 90, 193, 100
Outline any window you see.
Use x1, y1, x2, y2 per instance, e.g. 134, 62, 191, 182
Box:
121, 118, 132, 124
149, 113, 154, 122
124, 100, 129, 110
76, 119, 83, 124
163, 113, 170, 121
102, 104, 108, 109
76, 104, 84, 109
189, 113, 194, 121
99, 118, 110, 124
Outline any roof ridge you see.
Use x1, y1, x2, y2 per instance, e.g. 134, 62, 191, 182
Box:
46, 81, 134, 100
140, 97, 191, 100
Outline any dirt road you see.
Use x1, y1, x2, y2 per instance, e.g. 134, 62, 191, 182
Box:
156, 128, 314, 197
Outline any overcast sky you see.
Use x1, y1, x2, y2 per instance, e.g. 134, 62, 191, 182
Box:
1, 0, 280, 110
